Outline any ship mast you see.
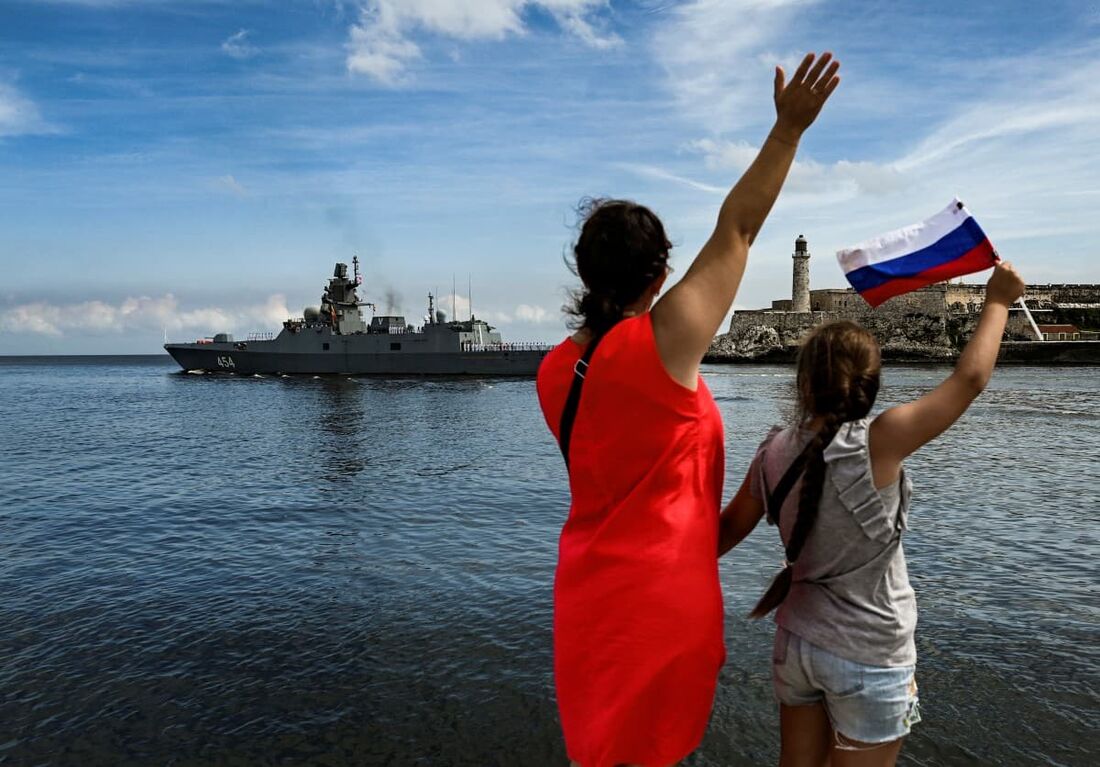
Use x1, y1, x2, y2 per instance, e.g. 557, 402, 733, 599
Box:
351, 255, 375, 314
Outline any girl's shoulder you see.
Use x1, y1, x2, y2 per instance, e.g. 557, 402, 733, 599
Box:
824, 417, 909, 541
748, 425, 798, 505
824, 417, 873, 460
755, 423, 813, 459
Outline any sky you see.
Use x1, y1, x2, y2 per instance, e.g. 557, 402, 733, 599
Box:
1, 0, 1098, 354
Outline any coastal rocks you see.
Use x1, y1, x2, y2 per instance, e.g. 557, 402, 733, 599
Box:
708, 324, 784, 359
707, 310, 960, 362
707, 293, 1100, 364
863, 312, 957, 360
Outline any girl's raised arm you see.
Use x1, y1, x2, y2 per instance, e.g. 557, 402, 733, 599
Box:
651, 52, 840, 389
869, 263, 1027, 487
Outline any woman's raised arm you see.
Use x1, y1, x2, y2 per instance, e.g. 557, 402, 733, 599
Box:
652, 52, 841, 389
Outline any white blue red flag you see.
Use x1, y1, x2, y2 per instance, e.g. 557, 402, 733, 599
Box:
836, 198, 997, 308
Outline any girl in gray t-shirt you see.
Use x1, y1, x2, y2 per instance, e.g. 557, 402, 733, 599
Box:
718, 263, 1026, 766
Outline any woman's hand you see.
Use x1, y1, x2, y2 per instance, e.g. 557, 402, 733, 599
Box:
651, 50, 842, 389
773, 52, 841, 139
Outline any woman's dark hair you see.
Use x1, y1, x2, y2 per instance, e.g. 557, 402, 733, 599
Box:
565, 198, 672, 336
750, 321, 881, 619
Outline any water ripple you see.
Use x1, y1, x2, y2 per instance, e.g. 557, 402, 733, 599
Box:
0, 358, 1095, 765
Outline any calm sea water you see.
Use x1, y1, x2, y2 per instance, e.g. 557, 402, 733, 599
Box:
1, 356, 1097, 766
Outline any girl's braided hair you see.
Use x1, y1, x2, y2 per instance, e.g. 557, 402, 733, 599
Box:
750, 320, 881, 618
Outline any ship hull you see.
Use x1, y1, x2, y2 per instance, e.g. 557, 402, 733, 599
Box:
165, 343, 548, 376
166, 304, 554, 376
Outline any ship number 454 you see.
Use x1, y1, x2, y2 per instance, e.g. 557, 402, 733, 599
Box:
217, 355, 236, 369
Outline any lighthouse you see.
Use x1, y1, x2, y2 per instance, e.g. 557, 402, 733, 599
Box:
792, 234, 811, 312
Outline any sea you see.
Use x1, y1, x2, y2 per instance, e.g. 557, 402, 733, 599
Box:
1, 356, 1097, 766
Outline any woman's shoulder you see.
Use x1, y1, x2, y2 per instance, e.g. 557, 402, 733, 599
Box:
535, 337, 580, 392
600, 312, 651, 346
598, 313, 699, 399
539, 337, 579, 368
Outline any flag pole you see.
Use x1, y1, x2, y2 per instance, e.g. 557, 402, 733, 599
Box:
992, 246, 1042, 341
1018, 296, 1043, 341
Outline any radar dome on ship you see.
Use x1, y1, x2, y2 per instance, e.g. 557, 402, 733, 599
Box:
436, 310, 447, 324
303, 306, 320, 322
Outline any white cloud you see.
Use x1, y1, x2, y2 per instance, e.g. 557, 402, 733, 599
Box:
893, 62, 1100, 175
630, 3, 1100, 303
415, 292, 553, 326
347, 14, 421, 84
616, 162, 727, 194
619, 141, 906, 209
552, 6, 621, 50
210, 174, 248, 197
0, 303, 64, 336
688, 138, 905, 197
221, 29, 259, 60
346, 0, 618, 83
0, 82, 54, 138
653, 0, 817, 128
647, 0, 1099, 240
446, 292, 470, 320
514, 303, 551, 323
0, 294, 291, 338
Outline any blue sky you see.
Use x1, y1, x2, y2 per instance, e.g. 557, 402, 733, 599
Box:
1, 0, 1098, 354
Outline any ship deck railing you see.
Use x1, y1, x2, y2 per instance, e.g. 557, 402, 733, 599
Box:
461, 342, 554, 352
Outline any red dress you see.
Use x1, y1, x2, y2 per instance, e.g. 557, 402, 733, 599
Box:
536, 313, 726, 767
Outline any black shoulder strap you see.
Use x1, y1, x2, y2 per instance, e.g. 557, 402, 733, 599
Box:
764, 439, 816, 523
558, 333, 605, 469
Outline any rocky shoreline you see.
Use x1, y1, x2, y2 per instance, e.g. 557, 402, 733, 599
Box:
708, 289, 1100, 365
705, 334, 1100, 364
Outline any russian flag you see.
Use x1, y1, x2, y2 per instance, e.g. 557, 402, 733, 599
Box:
837, 198, 997, 308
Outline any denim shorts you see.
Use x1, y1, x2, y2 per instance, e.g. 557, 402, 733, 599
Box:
772, 626, 921, 745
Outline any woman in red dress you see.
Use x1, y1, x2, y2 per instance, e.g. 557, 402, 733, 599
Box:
536, 53, 841, 767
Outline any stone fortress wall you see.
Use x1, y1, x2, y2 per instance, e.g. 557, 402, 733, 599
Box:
709, 236, 1100, 361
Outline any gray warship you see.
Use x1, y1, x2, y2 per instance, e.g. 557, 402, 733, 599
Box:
164, 258, 552, 375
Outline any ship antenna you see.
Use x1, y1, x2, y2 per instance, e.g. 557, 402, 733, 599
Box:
468, 273, 472, 320
452, 273, 457, 325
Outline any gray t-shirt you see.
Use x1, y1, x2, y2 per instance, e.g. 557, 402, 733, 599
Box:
749, 418, 917, 667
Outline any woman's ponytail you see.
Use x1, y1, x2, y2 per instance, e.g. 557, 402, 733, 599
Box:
565, 198, 671, 335
577, 290, 626, 337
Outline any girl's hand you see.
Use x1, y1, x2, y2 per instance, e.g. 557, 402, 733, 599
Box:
986, 262, 1026, 306
773, 52, 841, 137
869, 263, 1023, 483
717, 476, 765, 558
